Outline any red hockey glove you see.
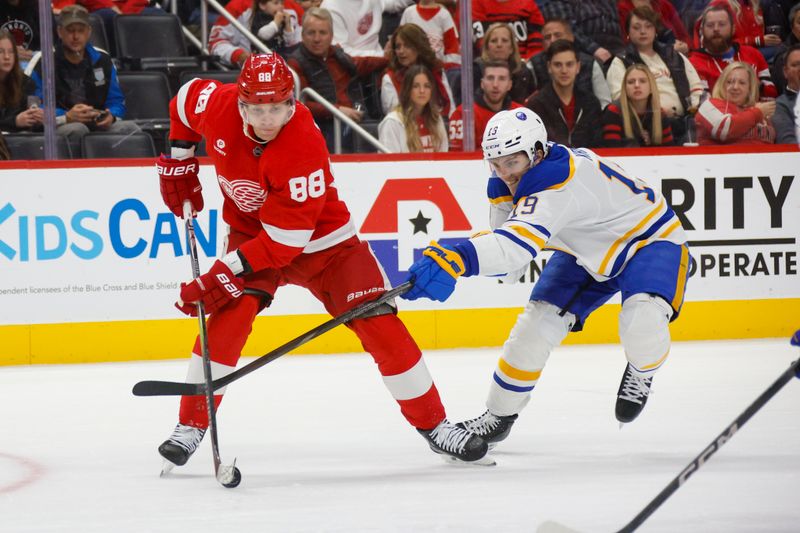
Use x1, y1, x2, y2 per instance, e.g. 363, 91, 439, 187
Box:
176, 260, 245, 316
156, 154, 204, 218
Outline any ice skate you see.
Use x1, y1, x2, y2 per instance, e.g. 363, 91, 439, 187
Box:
615, 364, 653, 424
418, 419, 493, 465
158, 423, 206, 474
457, 410, 518, 449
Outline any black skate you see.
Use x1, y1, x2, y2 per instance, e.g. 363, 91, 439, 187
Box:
457, 410, 518, 449
158, 423, 206, 475
418, 419, 493, 465
615, 364, 654, 424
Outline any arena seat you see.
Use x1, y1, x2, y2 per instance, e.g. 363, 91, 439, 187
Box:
81, 132, 157, 159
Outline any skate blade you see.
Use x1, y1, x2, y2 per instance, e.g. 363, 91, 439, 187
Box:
160, 460, 176, 477
440, 454, 496, 467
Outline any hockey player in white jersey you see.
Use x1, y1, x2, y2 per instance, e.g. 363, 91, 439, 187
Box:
402, 107, 690, 446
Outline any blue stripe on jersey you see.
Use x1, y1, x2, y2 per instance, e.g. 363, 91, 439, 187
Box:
494, 372, 535, 392
514, 144, 573, 202
487, 175, 512, 201
609, 210, 676, 277
505, 218, 552, 240
496, 228, 538, 258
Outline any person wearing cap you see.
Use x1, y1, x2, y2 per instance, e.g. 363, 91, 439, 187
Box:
31, 4, 140, 156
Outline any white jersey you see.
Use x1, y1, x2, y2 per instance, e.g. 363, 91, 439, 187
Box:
322, 0, 413, 57
469, 144, 687, 281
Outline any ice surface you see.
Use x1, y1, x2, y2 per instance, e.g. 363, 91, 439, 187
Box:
1, 339, 798, 532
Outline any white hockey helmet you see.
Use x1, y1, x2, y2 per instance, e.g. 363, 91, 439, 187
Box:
481, 108, 548, 164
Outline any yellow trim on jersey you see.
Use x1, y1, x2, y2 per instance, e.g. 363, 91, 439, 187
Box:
641, 349, 670, 371
490, 195, 513, 205
507, 224, 546, 249
599, 198, 665, 275
671, 244, 690, 311
545, 150, 576, 190
660, 219, 681, 239
498, 358, 542, 381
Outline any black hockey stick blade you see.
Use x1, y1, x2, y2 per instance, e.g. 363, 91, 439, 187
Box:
537, 357, 800, 533
133, 280, 413, 397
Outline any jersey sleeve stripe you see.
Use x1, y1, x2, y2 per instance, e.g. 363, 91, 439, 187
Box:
506, 224, 546, 249
507, 218, 552, 239
261, 223, 314, 248
490, 195, 513, 205
607, 209, 677, 277
495, 228, 539, 258
598, 198, 665, 275
175, 78, 198, 130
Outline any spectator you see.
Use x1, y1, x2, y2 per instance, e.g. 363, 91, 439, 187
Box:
298, 0, 321, 9
478, 23, 536, 104
321, 0, 413, 58
52, 1, 167, 57
449, 60, 523, 151
378, 64, 448, 152
209, 0, 303, 65
541, 0, 625, 68
31, 5, 140, 154
696, 61, 776, 144
602, 64, 674, 147
526, 39, 602, 147
691, 0, 783, 53
770, 4, 800, 93
689, 4, 778, 99
0, 29, 42, 132
606, 6, 703, 141
0, 0, 41, 63
381, 23, 454, 117
529, 17, 611, 108
618, 0, 690, 54
288, 8, 383, 150
399, 0, 460, 69
773, 44, 800, 143
471, 0, 545, 61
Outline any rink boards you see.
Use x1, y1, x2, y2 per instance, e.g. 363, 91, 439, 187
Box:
1, 146, 798, 364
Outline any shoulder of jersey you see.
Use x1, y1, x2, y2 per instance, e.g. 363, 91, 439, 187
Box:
271, 103, 327, 152
487, 176, 513, 204
516, 143, 576, 198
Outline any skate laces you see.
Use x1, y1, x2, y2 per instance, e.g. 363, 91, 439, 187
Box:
464, 411, 500, 433
430, 420, 473, 453
619, 369, 652, 404
168, 424, 206, 452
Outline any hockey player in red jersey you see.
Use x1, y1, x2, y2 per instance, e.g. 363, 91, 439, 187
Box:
154, 53, 489, 469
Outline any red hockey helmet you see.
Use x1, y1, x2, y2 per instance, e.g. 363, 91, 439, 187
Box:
238, 53, 295, 105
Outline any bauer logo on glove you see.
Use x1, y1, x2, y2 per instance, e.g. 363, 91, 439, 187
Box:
176, 260, 245, 316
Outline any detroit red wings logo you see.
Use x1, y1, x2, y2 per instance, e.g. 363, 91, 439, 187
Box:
217, 175, 267, 212
357, 13, 373, 35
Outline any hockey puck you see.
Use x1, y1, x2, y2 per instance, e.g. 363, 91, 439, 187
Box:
219, 466, 242, 488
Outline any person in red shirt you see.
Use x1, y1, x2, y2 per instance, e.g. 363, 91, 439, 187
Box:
688, 4, 778, 99
695, 60, 777, 144
471, 0, 545, 60
449, 60, 523, 151
154, 53, 489, 470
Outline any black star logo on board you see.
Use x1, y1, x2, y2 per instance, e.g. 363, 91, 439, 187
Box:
409, 210, 431, 234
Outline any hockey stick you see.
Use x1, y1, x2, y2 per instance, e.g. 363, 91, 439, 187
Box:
538, 356, 800, 533
181, 202, 241, 488
133, 280, 413, 397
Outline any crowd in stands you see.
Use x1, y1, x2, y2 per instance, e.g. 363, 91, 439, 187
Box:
1, 0, 799, 160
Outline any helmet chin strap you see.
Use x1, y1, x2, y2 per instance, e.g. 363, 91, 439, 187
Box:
238, 98, 296, 144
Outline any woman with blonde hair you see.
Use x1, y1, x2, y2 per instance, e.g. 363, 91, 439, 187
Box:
602, 63, 674, 146
378, 64, 448, 153
695, 61, 776, 144
477, 23, 536, 103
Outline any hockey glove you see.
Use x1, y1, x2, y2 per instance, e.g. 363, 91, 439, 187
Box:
156, 155, 204, 218
402, 241, 465, 302
177, 260, 245, 316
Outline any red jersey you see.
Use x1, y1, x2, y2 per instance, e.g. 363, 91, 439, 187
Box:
695, 97, 775, 145
471, 0, 545, 60
169, 79, 354, 272
448, 98, 523, 151
688, 44, 777, 99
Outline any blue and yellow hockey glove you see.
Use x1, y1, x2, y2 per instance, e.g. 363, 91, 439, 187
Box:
402, 241, 465, 302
